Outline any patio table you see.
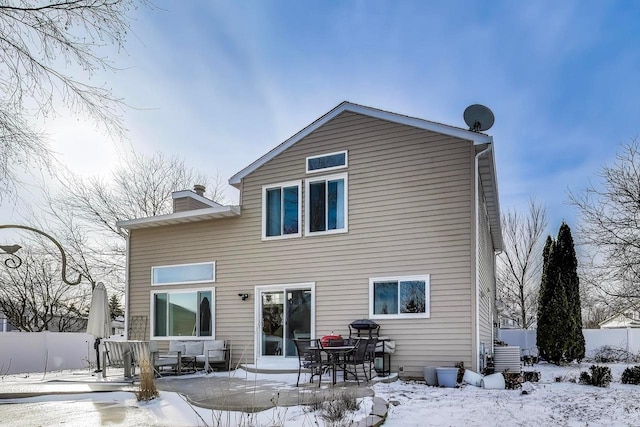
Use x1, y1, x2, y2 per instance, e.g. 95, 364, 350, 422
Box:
320, 345, 356, 385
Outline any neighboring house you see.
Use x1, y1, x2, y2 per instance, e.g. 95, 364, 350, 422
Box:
599, 309, 640, 329
117, 102, 503, 376
0, 312, 17, 332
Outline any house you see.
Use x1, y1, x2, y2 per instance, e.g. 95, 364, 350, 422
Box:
116, 102, 503, 377
0, 312, 17, 332
599, 309, 640, 329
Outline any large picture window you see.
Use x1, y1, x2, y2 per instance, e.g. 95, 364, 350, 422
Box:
369, 275, 430, 319
152, 289, 214, 338
262, 181, 302, 239
305, 173, 348, 235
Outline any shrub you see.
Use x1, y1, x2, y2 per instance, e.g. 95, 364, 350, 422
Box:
621, 366, 640, 385
578, 371, 592, 385
455, 361, 465, 384
522, 371, 540, 383
320, 391, 360, 424
589, 346, 640, 363
579, 365, 612, 388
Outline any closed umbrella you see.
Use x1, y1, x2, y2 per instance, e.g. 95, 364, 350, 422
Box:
86, 282, 110, 372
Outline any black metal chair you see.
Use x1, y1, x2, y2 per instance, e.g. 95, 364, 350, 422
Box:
293, 338, 326, 387
343, 338, 373, 385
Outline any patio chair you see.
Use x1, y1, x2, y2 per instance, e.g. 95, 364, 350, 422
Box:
343, 338, 373, 385
129, 340, 181, 377
293, 338, 327, 387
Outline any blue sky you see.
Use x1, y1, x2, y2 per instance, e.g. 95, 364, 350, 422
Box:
26, 0, 640, 235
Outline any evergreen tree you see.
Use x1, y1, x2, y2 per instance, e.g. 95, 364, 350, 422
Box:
536, 235, 571, 364
556, 222, 586, 361
109, 295, 124, 321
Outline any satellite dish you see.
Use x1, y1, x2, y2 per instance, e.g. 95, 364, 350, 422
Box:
464, 104, 494, 132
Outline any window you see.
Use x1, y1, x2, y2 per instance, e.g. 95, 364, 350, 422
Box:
262, 181, 302, 239
306, 150, 348, 173
305, 173, 348, 235
152, 288, 214, 338
369, 275, 430, 319
152, 262, 215, 286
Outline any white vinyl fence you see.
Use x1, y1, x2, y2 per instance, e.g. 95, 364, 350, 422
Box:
498, 328, 640, 357
0, 332, 96, 375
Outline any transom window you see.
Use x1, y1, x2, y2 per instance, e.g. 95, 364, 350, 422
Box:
306, 150, 348, 174
305, 173, 348, 235
369, 275, 430, 319
262, 181, 302, 239
151, 289, 214, 338
152, 262, 215, 286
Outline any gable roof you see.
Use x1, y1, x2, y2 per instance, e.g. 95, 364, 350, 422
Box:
229, 101, 502, 251
229, 101, 492, 186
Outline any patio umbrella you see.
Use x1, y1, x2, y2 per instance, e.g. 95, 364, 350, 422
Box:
86, 282, 110, 372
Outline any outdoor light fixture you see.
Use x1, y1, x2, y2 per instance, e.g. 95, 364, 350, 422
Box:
0, 224, 82, 286
0, 244, 22, 268
238, 293, 249, 301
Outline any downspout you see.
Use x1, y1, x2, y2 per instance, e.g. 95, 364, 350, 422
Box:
475, 143, 493, 371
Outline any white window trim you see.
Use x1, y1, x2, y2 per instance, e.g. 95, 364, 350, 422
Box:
262, 180, 302, 240
305, 172, 349, 236
151, 261, 216, 286
150, 287, 216, 340
369, 275, 430, 320
306, 150, 348, 174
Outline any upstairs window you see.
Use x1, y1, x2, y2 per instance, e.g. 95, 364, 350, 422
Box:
305, 173, 348, 235
369, 275, 430, 319
306, 150, 348, 174
262, 181, 302, 239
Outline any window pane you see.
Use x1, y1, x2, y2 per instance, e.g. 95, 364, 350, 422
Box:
400, 281, 426, 313
266, 188, 282, 237
153, 263, 214, 284
198, 291, 212, 337
154, 293, 167, 336
308, 152, 346, 171
373, 282, 398, 314
282, 186, 299, 234
168, 292, 197, 336
309, 182, 326, 232
327, 179, 344, 230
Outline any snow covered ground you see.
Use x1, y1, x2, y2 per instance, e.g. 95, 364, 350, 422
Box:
2, 363, 640, 426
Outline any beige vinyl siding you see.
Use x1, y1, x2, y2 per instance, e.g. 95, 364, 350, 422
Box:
128, 111, 475, 378
477, 183, 496, 367
173, 197, 211, 213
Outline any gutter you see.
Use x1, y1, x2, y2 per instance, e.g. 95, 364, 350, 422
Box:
475, 143, 493, 371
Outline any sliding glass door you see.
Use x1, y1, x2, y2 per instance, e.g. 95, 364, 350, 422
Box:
257, 284, 314, 359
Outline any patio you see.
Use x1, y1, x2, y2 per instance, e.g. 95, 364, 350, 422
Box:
0, 366, 390, 413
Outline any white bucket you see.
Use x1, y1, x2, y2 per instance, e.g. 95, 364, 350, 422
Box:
423, 366, 439, 386
463, 369, 483, 387
481, 373, 506, 389
436, 368, 458, 388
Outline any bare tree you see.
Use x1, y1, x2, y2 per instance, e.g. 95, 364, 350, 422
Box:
496, 198, 548, 329
0, 245, 91, 331
569, 137, 640, 304
34, 148, 225, 295
0, 0, 150, 200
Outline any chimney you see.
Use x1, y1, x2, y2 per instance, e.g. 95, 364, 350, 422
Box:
193, 184, 206, 197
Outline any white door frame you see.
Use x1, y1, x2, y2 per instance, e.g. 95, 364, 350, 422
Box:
254, 282, 316, 363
